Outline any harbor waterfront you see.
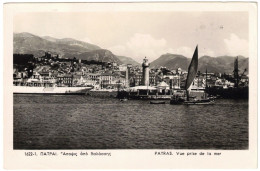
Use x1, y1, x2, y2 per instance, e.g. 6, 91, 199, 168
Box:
14, 94, 248, 149
12, 18, 249, 150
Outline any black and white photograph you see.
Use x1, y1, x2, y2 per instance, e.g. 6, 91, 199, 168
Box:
13, 5, 250, 150
3, 2, 257, 169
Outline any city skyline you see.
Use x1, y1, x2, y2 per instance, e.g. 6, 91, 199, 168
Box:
14, 11, 249, 63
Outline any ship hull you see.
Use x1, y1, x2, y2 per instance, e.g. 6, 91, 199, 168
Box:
170, 98, 214, 105
13, 86, 92, 95
87, 90, 118, 97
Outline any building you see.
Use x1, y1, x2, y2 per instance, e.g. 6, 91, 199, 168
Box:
171, 75, 181, 89
240, 75, 249, 87
118, 64, 127, 71
88, 73, 100, 82
57, 74, 73, 87
99, 73, 114, 89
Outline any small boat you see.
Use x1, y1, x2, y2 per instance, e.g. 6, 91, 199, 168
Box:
183, 99, 215, 105
150, 101, 166, 104
170, 95, 185, 105
120, 98, 128, 102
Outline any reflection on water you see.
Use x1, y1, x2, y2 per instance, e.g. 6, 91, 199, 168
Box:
13, 95, 248, 149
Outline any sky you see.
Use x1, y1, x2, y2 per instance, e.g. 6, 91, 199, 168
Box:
14, 12, 248, 63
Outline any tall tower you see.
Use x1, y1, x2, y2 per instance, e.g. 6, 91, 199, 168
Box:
142, 57, 150, 86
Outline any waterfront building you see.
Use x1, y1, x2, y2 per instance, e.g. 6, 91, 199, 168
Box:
99, 73, 114, 89
215, 78, 235, 89
57, 74, 73, 87
49, 71, 58, 79
32, 71, 41, 79
131, 72, 155, 87
240, 75, 249, 87
114, 70, 129, 88
176, 67, 182, 74
190, 76, 206, 90
88, 73, 100, 82
133, 72, 143, 86
207, 76, 217, 87
72, 75, 83, 86
127, 64, 133, 68
171, 75, 181, 89
157, 81, 171, 95
149, 73, 156, 86
118, 64, 127, 71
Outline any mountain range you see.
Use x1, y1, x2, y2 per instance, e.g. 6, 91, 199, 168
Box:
13, 32, 139, 65
150, 53, 249, 74
14, 32, 249, 74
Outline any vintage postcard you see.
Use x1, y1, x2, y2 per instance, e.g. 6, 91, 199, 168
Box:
3, 2, 257, 169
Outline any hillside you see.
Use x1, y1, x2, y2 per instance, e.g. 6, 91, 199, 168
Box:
75, 49, 123, 64
14, 32, 134, 65
150, 53, 249, 74
116, 56, 140, 66
42, 36, 100, 50
14, 32, 249, 73
199, 56, 249, 74
150, 53, 190, 69
14, 32, 101, 58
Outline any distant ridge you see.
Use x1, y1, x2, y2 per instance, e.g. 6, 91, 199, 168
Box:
13, 32, 247, 71
150, 53, 249, 74
14, 32, 100, 58
151, 54, 190, 70
116, 55, 140, 66
13, 32, 139, 65
75, 49, 123, 65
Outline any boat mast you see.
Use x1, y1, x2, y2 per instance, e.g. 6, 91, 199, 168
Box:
117, 79, 120, 98
234, 56, 239, 88
197, 71, 200, 90
205, 68, 208, 88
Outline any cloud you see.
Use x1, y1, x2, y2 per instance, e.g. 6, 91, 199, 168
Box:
109, 33, 194, 62
108, 45, 126, 56
108, 33, 218, 62
224, 33, 248, 57
125, 33, 168, 62
126, 33, 167, 49
199, 48, 215, 57
167, 46, 194, 57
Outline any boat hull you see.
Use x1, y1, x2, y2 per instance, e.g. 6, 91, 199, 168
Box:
87, 90, 118, 97
150, 101, 166, 104
13, 86, 92, 95
182, 100, 215, 105
170, 99, 215, 105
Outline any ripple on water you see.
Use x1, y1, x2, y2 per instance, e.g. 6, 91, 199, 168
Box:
13, 95, 248, 149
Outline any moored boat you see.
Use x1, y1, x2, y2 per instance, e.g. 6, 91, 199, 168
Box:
182, 99, 215, 105
120, 98, 128, 102
150, 101, 166, 104
13, 78, 92, 95
13, 86, 92, 95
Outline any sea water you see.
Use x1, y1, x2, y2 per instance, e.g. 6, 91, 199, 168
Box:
13, 94, 248, 149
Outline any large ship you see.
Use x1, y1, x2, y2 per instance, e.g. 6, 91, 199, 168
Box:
13, 78, 92, 95
205, 57, 249, 99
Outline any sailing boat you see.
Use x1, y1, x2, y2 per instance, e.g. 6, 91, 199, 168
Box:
170, 45, 214, 105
